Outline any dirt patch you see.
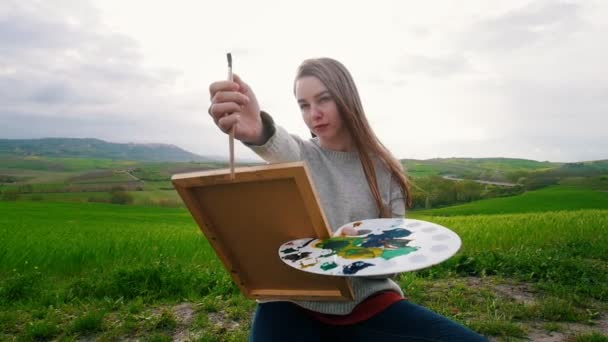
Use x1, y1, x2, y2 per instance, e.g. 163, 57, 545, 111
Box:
524, 326, 568, 342
488, 318, 608, 342
172, 303, 196, 342
207, 311, 242, 331
526, 319, 608, 342
173, 303, 195, 326
493, 282, 538, 305
170, 302, 245, 341
465, 277, 608, 341
173, 329, 193, 342
598, 315, 608, 332
466, 277, 537, 305
465, 276, 537, 305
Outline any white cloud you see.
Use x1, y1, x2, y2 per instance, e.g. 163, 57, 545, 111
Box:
1, 0, 607, 162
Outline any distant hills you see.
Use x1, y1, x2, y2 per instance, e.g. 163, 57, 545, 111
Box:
1, 137, 606, 209
0, 138, 214, 162
403, 157, 608, 187
1, 138, 606, 177
402, 157, 559, 179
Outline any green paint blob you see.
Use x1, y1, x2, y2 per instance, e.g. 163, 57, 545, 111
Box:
317, 239, 350, 250
320, 262, 338, 271
381, 246, 419, 260
315, 233, 419, 263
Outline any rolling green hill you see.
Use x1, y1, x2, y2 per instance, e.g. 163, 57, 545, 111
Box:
402, 157, 559, 181
1, 138, 606, 212
410, 185, 608, 217
0, 138, 213, 162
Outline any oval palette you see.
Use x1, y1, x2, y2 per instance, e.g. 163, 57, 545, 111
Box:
278, 218, 462, 277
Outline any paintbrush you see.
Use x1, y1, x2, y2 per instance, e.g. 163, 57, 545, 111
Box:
227, 52, 235, 180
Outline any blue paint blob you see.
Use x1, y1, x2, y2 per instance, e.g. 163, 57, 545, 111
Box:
361, 228, 412, 248
343, 261, 374, 274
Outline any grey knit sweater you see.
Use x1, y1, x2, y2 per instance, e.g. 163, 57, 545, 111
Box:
246, 112, 406, 315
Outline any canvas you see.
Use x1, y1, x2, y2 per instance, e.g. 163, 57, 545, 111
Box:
171, 161, 353, 301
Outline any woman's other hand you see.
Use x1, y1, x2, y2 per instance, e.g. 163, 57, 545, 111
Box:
334, 226, 359, 237
208, 74, 266, 145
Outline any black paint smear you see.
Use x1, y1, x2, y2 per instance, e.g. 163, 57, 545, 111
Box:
280, 248, 298, 254
282, 252, 312, 262
343, 261, 374, 275
299, 238, 316, 248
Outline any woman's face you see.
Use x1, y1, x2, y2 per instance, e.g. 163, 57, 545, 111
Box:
295, 76, 351, 150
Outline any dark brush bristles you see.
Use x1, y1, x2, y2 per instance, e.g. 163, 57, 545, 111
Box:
227, 53, 232, 68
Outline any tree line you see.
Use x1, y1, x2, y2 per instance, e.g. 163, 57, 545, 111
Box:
410, 176, 525, 210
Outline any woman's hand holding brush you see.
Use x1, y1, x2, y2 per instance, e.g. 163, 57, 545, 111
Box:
208, 74, 265, 146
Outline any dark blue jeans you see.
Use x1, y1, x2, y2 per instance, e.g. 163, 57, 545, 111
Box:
250, 300, 489, 341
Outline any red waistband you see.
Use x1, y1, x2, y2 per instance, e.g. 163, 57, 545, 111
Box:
304, 291, 404, 326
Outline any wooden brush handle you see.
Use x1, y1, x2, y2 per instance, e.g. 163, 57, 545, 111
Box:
227, 53, 235, 180
229, 126, 235, 180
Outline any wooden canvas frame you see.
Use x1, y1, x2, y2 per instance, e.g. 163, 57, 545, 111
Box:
171, 161, 353, 301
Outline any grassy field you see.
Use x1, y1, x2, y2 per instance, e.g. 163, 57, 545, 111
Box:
1, 183, 608, 340
0, 155, 136, 172
412, 185, 608, 216
1, 153, 607, 340
0, 156, 243, 208
15, 189, 184, 207
0, 201, 251, 341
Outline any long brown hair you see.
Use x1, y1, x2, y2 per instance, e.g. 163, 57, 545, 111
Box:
295, 58, 413, 215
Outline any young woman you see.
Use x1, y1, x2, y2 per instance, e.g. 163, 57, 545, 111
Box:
208, 58, 488, 341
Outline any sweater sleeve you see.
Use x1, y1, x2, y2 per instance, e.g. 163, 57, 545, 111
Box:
244, 111, 304, 163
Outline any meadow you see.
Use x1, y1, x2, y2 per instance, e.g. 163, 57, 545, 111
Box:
1, 187, 608, 341
413, 185, 608, 216
0, 156, 228, 207
1, 153, 608, 340
0, 201, 250, 341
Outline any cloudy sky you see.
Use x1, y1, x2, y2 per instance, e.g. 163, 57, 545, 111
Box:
1, 0, 607, 162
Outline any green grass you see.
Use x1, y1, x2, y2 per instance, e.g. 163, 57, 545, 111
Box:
1, 195, 607, 339
0, 202, 240, 316
152, 310, 177, 332
409, 210, 608, 293
70, 310, 106, 335
129, 190, 183, 206
24, 319, 61, 340
411, 185, 608, 216
18, 191, 110, 201
16, 190, 183, 207
69, 171, 137, 184
574, 332, 608, 342
0, 168, 78, 184
411, 209, 608, 257
0, 201, 246, 339
0, 202, 213, 275
0, 155, 135, 172
402, 161, 443, 177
